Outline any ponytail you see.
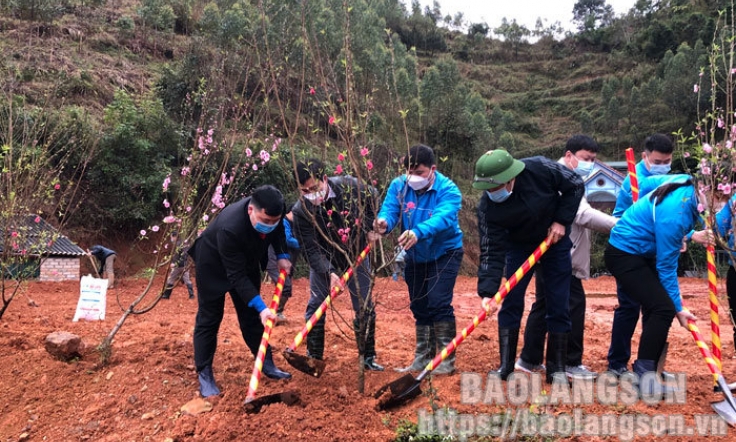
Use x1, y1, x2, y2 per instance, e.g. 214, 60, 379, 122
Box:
650, 179, 693, 206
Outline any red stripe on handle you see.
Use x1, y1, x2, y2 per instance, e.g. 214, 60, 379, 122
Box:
687, 318, 722, 383
625, 148, 639, 202
245, 269, 287, 402
287, 244, 371, 351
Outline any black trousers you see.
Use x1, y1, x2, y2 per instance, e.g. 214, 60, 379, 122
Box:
519, 271, 586, 366
727, 266, 736, 335
604, 244, 676, 361
193, 288, 264, 372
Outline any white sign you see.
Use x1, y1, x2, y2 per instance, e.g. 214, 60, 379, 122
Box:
72, 275, 108, 322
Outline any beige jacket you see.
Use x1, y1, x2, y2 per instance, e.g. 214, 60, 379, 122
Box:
556, 158, 618, 279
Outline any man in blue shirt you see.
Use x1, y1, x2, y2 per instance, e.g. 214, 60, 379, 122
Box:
374, 144, 464, 375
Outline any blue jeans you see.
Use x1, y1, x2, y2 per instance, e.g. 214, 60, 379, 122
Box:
405, 248, 463, 325
306, 260, 374, 325
498, 237, 572, 333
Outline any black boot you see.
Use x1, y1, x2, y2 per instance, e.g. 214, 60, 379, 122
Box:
262, 346, 291, 380
187, 284, 195, 299
433, 321, 457, 375
546, 332, 569, 384
161, 287, 173, 299
307, 321, 325, 360
198, 365, 220, 397
354, 318, 384, 371
397, 325, 436, 372
494, 328, 519, 380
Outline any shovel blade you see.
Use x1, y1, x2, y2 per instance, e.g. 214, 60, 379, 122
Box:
374, 373, 423, 411
283, 349, 326, 377
710, 400, 736, 427
244, 390, 302, 414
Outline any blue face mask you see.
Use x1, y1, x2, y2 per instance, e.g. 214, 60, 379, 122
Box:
646, 157, 671, 175
574, 159, 595, 177
254, 221, 278, 234
487, 187, 512, 203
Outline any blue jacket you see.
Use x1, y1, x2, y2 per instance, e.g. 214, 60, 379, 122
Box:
377, 171, 463, 263
608, 175, 699, 312
716, 194, 736, 267
613, 160, 653, 217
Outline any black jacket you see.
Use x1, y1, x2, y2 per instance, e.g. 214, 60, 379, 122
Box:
477, 156, 584, 297
188, 197, 288, 304
292, 176, 376, 275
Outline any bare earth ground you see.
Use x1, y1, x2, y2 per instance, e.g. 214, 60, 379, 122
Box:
1, 274, 734, 441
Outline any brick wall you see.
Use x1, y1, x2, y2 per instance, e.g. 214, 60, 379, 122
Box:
40, 257, 80, 282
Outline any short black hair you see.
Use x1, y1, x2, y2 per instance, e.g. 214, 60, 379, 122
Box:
565, 134, 599, 154
644, 133, 674, 154
403, 144, 436, 169
295, 159, 326, 185
250, 185, 285, 216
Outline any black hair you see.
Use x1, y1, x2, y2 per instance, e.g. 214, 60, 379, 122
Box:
565, 134, 599, 154
403, 144, 436, 169
295, 159, 326, 185
644, 133, 674, 154
250, 185, 285, 216
650, 179, 693, 206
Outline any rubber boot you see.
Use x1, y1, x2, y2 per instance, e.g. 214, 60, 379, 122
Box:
161, 287, 173, 300
187, 284, 195, 299
354, 318, 384, 371
433, 321, 457, 375
198, 365, 220, 397
633, 359, 678, 396
494, 328, 519, 380
396, 325, 436, 372
262, 346, 292, 380
545, 332, 569, 384
306, 321, 325, 360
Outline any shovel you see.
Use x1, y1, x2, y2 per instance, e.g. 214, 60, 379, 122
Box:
374, 237, 552, 411
244, 270, 301, 414
283, 244, 371, 377
685, 316, 736, 426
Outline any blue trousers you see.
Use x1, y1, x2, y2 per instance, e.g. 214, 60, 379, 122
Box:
498, 237, 572, 333
404, 248, 463, 325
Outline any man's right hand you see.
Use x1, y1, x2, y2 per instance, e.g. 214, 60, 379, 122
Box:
329, 272, 343, 292
373, 218, 388, 234
259, 308, 277, 326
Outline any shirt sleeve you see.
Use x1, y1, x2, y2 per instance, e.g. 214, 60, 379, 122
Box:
217, 228, 260, 306
412, 182, 461, 241
377, 178, 403, 233
477, 198, 508, 298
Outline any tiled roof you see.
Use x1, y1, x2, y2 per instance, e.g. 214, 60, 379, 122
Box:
0, 215, 86, 256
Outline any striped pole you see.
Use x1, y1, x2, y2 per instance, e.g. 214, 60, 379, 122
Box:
706, 220, 722, 378
422, 238, 552, 372
687, 318, 722, 384
625, 147, 639, 202
245, 269, 287, 404
286, 244, 371, 352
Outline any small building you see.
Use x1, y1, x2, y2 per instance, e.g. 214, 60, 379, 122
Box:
0, 215, 86, 281
584, 161, 625, 211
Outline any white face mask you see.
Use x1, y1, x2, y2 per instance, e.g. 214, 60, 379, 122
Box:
407, 174, 430, 191
304, 189, 326, 205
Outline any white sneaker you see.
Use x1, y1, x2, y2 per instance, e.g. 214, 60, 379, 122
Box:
565, 364, 597, 379
514, 358, 545, 373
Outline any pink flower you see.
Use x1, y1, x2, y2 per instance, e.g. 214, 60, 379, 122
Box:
186, 206, 192, 212
327, 209, 333, 216
683, 152, 691, 158
341, 234, 349, 243
703, 143, 712, 153
406, 201, 416, 210
694, 84, 699, 93
162, 175, 171, 191
140, 230, 147, 236
723, 183, 733, 195
260, 150, 270, 162
181, 167, 190, 176
329, 116, 336, 125
360, 147, 369, 156
253, 164, 259, 171
309, 87, 315, 95
163, 199, 170, 208
245, 148, 253, 157
202, 214, 209, 221
335, 164, 343, 174
54, 183, 61, 190
366, 160, 373, 170
11, 231, 18, 238
702, 166, 712, 175
152, 225, 160, 232
34, 216, 40, 223
338, 153, 345, 162
372, 180, 377, 186
163, 215, 177, 224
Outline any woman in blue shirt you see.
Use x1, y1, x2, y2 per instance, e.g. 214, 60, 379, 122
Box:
604, 175, 702, 393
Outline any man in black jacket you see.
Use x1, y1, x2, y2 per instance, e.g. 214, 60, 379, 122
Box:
292, 159, 384, 371
188, 185, 293, 398
474, 149, 584, 383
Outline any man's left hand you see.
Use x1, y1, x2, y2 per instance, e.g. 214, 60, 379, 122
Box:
277, 258, 292, 275
398, 229, 418, 250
